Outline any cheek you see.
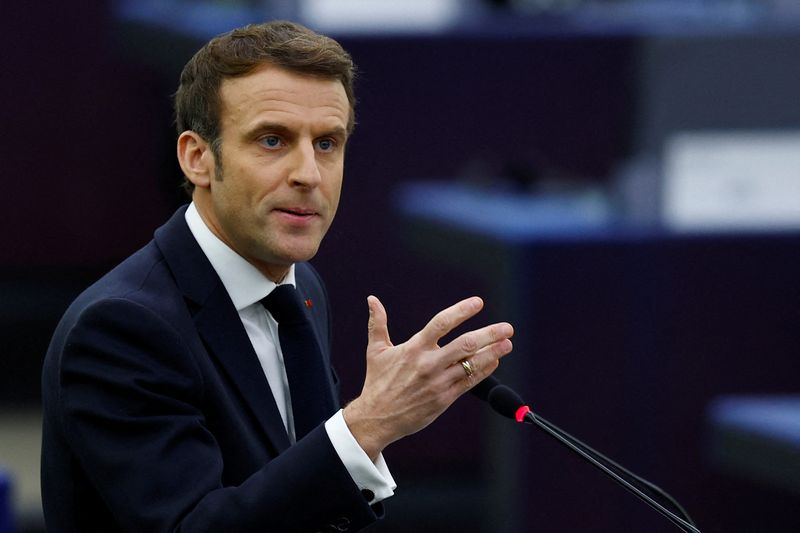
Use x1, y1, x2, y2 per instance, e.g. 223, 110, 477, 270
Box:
326, 177, 343, 211
211, 177, 263, 228
323, 160, 344, 195
225, 166, 272, 203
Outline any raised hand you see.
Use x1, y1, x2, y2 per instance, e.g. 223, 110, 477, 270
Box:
343, 295, 514, 460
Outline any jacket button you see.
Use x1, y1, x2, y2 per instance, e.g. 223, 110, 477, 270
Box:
332, 516, 351, 531
360, 489, 375, 502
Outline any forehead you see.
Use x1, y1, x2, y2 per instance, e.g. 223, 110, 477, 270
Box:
218, 64, 350, 134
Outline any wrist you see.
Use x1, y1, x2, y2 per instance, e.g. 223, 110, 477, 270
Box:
342, 398, 391, 461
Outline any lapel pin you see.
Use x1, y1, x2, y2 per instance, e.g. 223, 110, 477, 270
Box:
304, 298, 313, 309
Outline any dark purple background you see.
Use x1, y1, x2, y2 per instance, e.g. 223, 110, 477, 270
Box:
3, 4, 800, 532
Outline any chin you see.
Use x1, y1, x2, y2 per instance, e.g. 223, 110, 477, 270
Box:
276, 244, 321, 265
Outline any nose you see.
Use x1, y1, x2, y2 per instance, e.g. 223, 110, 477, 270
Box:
288, 141, 322, 189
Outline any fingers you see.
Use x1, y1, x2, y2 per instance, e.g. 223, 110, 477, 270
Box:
444, 336, 513, 387
446, 322, 514, 366
366, 295, 392, 350
414, 296, 484, 347
435, 320, 514, 401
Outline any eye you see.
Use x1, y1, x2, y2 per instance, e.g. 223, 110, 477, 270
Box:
316, 138, 336, 153
260, 135, 283, 150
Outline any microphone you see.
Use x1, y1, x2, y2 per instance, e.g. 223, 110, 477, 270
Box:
470, 376, 701, 533
471, 376, 531, 422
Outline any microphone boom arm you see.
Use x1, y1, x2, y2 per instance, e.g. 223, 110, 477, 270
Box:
472, 377, 701, 533
522, 409, 701, 533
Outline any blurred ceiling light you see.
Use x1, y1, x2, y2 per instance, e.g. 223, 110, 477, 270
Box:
300, 0, 464, 33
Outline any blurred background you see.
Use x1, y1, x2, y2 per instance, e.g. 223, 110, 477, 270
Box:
2, 0, 800, 531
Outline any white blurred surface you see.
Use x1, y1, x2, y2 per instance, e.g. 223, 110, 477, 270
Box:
301, 0, 464, 32
663, 131, 800, 231
0, 409, 42, 523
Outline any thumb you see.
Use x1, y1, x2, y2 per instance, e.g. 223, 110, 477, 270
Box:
366, 295, 392, 350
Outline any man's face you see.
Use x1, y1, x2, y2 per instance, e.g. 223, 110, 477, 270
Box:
194, 64, 349, 280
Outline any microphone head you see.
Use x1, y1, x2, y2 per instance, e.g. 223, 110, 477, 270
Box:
487, 384, 527, 420
470, 375, 532, 422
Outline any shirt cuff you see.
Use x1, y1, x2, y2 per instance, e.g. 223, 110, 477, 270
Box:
325, 409, 396, 503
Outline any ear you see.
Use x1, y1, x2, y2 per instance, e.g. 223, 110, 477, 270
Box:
177, 131, 216, 189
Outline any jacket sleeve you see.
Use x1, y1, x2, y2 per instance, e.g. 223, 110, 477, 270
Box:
54, 297, 381, 533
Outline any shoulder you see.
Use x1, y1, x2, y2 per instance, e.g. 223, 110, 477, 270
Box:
64, 241, 181, 327
44, 237, 194, 378
296, 261, 323, 288
42, 243, 203, 417
63, 205, 202, 329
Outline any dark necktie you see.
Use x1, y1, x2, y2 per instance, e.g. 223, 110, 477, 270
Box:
261, 285, 336, 440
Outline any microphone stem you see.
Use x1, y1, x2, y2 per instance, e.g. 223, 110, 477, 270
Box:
533, 413, 696, 526
523, 412, 702, 533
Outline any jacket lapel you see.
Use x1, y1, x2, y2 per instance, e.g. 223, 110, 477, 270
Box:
154, 206, 291, 454
294, 268, 339, 405
193, 285, 291, 453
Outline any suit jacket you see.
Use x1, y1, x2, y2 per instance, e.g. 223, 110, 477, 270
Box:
41, 206, 381, 533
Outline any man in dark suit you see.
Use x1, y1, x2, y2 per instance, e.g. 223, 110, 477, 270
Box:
41, 20, 514, 532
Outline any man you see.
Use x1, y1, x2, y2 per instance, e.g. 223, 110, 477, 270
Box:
41, 20, 513, 532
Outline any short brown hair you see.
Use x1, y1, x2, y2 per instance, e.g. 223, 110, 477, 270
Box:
174, 20, 357, 193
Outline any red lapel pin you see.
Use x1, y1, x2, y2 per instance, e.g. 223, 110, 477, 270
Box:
304, 298, 313, 309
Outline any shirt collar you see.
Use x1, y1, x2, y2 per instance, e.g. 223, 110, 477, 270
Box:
185, 202, 295, 311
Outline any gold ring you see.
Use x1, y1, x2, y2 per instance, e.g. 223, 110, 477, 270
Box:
460, 359, 475, 378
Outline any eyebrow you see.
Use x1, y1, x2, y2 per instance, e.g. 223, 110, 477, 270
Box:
322, 126, 348, 140
244, 122, 348, 142
244, 122, 291, 141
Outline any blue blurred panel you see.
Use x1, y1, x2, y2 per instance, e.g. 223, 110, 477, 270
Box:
708, 395, 800, 494
0, 469, 14, 533
395, 181, 614, 242
114, 0, 267, 39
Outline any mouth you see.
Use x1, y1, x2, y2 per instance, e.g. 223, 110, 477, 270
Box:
273, 207, 320, 226
275, 207, 317, 217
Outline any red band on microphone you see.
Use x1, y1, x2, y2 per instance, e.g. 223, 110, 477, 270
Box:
515, 405, 531, 423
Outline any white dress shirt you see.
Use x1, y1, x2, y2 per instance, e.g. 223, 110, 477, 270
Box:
185, 202, 395, 502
